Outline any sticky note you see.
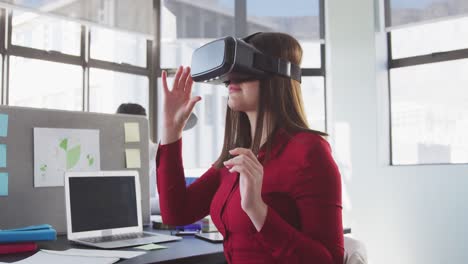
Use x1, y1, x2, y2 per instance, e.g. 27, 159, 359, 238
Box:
0, 114, 8, 137
0, 172, 8, 196
134, 244, 167, 251
124, 123, 140, 143
0, 144, 6, 168
125, 148, 141, 168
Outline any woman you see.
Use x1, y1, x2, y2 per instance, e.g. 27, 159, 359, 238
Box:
157, 32, 344, 264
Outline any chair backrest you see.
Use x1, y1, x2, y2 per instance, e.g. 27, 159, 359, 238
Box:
344, 236, 368, 264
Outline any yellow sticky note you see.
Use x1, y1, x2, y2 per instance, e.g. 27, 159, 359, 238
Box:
134, 244, 167, 251
125, 148, 141, 168
124, 122, 140, 143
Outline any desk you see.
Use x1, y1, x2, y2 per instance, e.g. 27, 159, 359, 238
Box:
0, 229, 226, 264
0, 228, 351, 263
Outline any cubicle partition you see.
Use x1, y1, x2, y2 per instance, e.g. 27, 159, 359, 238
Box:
0, 106, 151, 233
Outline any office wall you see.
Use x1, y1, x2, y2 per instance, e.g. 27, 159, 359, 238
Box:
325, 0, 468, 263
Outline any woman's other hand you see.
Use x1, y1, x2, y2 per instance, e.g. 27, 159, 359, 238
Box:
224, 148, 268, 231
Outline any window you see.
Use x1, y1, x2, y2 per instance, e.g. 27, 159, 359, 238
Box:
158, 0, 326, 174
9, 57, 82, 110
88, 27, 151, 114
12, 10, 81, 56
90, 27, 147, 67
247, 0, 326, 130
246, 0, 322, 68
160, 0, 234, 68
301, 77, 326, 132
390, 17, 468, 60
1, 8, 152, 115
89, 69, 149, 114
386, 0, 468, 165
0, 1, 156, 202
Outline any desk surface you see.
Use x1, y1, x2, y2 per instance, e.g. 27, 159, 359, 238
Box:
0, 229, 226, 264
1, 228, 351, 263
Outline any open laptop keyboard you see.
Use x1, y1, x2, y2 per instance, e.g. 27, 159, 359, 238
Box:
80, 232, 155, 243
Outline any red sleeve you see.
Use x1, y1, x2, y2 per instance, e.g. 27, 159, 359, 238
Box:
156, 138, 221, 226
254, 139, 344, 264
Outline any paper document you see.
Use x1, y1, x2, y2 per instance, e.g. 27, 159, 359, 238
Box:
4, 250, 119, 264
33, 128, 101, 187
124, 122, 140, 142
43, 248, 145, 259
125, 148, 141, 168
134, 244, 167, 251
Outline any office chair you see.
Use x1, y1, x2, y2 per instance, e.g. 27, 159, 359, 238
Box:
344, 235, 368, 264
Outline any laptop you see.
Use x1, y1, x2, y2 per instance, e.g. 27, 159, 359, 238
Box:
64, 170, 181, 249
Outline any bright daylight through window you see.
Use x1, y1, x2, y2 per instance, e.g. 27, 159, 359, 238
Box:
386, 0, 468, 165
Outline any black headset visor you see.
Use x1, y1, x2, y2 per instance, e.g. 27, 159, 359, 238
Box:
190, 36, 301, 85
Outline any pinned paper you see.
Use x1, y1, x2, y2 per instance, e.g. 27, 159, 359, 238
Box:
0, 172, 8, 196
134, 244, 167, 251
124, 123, 140, 143
0, 114, 8, 137
125, 148, 141, 168
33, 128, 101, 187
0, 144, 6, 168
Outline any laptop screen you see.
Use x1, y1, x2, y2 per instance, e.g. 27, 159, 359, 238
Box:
69, 176, 138, 233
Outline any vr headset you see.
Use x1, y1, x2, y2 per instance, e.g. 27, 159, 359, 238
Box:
190, 33, 302, 85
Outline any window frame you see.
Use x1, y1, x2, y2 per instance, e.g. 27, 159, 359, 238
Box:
384, 0, 468, 166
0, 8, 154, 118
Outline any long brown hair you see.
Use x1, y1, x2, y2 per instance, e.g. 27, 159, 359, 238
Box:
214, 32, 326, 169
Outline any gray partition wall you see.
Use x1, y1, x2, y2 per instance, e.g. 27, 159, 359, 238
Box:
0, 106, 151, 233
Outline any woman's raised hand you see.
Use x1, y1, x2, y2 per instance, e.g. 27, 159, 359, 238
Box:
161, 66, 202, 144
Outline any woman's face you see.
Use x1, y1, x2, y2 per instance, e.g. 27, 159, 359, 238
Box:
227, 80, 260, 112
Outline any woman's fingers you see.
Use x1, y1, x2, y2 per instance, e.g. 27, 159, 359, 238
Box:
224, 154, 255, 168
165, 66, 193, 95
184, 68, 194, 95
161, 70, 169, 94
177, 67, 190, 91
186, 96, 202, 115
224, 153, 262, 176
229, 148, 261, 166
228, 165, 254, 179
172, 66, 184, 91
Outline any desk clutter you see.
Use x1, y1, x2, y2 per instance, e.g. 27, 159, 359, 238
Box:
151, 215, 218, 233
0, 223, 168, 263
0, 224, 56, 255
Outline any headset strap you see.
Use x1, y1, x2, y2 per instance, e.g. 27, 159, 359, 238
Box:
254, 53, 302, 83
243, 32, 302, 83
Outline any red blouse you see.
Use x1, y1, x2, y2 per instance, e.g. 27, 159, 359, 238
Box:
156, 129, 344, 264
